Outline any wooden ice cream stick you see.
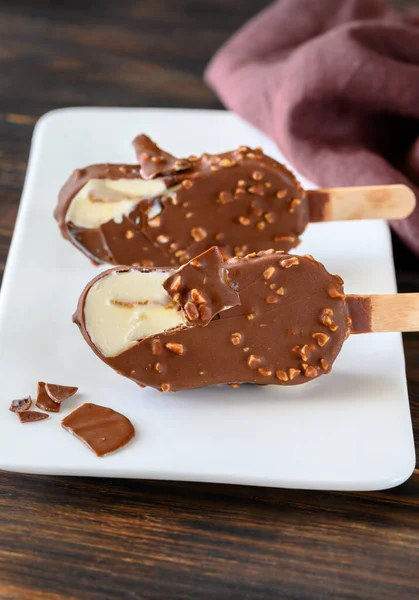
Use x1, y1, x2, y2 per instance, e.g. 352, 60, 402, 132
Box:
308, 185, 416, 222
346, 294, 419, 333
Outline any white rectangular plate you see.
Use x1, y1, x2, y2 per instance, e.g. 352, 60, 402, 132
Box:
0, 108, 415, 490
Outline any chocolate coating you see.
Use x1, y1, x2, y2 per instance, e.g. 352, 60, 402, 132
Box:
74, 249, 349, 392
61, 403, 135, 457
55, 136, 308, 267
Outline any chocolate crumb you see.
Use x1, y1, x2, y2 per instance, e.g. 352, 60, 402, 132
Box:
45, 384, 78, 404
9, 396, 32, 413
18, 411, 49, 424
36, 382, 61, 412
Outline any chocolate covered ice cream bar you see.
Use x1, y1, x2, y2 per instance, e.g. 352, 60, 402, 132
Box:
74, 246, 419, 392
55, 135, 415, 267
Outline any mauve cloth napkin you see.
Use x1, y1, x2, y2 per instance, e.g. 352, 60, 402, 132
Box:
205, 0, 419, 255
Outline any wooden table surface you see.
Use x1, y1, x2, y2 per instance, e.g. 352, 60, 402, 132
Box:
0, 1, 418, 598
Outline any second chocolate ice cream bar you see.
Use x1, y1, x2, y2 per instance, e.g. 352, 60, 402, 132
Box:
55, 135, 309, 266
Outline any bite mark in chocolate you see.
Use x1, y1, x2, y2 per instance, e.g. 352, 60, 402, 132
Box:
61, 403, 135, 457
9, 396, 32, 413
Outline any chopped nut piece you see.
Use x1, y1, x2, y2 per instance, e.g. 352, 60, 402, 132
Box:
125, 230, 134, 240
263, 266, 275, 280
323, 308, 334, 316
276, 189, 287, 199
256, 221, 266, 231
264, 212, 275, 223
217, 191, 233, 204
230, 383, 240, 388
210, 165, 219, 171
273, 235, 296, 243
237, 179, 246, 187
328, 285, 345, 299
276, 287, 285, 296
247, 313, 255, 320
151, 339, 162, 356
155, 362, 162, 372
191, 288, 206, 304
320, 359, 329, 371
291, 345, 300, 354
169, 275, 182, 292
289, 368, 301, 380
304, 366, 318, 378
289, 198, 302, 213
243, 347, 250, 352
312, 332, 330, 347
182, 179, 193, 189
199, 305, 212, 321
248, 354, 262, 368
329, 323, 339, 332
165, 342, 184, 355
186, 212, 193, 219
258, 367, 272, 377
148, 216, 161, 228
265, 295, 278, 304
161, 383, 171, 392
220, 158, 236, 167
252, 170, 263, 181
321, 315, 333, 327
280, 257, 299, 269
264, 182, 272, 188
191, 227, 207, 242
231, 333, 242, 345
275, 370, 289, 382
184, 301, 199, 321
300, 344, 311, 361
157, 234, 169, 244
248, 184, 265, 196
303, 254, 315, 262
238, 216, 251, 226
141, 259, 154, 267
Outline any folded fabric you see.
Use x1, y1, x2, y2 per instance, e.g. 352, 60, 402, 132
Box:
205, 0, 419, 256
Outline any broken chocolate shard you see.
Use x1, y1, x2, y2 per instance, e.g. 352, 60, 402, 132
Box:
74, 250, 348, 391
35, 381, 61, 412
45, 383, 78, 404
18, 411, 49, 424
61, 403, 135, 457
133, 134, 191, 179
55, 136, 307, 267
9, 396, 32, 413
163, 247, 240, 325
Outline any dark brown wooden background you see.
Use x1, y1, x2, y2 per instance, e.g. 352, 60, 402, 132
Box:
0, 1, 418, 598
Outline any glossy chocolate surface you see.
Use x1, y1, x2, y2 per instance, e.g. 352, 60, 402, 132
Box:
61, 403, 135, 457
